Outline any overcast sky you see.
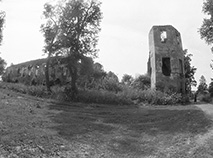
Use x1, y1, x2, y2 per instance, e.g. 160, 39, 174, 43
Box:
0, 0, 213, 86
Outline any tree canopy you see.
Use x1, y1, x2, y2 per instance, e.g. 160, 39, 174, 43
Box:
0, 57, 6, 76
199, 0, 213, 51
121, 74, 133, 86
41, 0, 102, 97
0, 4, 5, 45
197, 75, 208, 93
41, 0, 102, 56
0, 0, 6, 75
183, 49, 197, 93
208, 79, 213, 96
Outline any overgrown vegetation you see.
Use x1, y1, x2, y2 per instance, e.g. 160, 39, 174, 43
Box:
0, 81, 184, 105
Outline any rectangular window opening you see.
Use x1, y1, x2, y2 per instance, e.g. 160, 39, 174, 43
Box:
162, 57, 171, 76
160, 31, 167, 43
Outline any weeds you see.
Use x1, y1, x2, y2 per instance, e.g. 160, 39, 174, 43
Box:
0, 82, 186, 105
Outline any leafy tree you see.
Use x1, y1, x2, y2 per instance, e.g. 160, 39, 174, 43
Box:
199, 0, 213, 71
0, 2, 4, 45
197, 75, 208, 94
0, 1, 6, 75
102, 71, 121, 92
86, 62, 106, 89
92, 62, 106, 79
106, 71, 119, 82
184, 49, 197, 94
41, 0, 102, 97
208, 78, 213, 96
41, 2, 64, 91
0, 0, 4, 44
199, 0, 213, 48
121, 74, 133, 86
132, 74, 151, 90
0, 57, 6, 75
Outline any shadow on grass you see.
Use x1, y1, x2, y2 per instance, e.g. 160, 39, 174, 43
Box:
47, 102, 213, 157
48, 102, 212, 139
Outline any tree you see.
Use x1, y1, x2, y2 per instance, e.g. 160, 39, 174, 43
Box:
41, 3, 64, 92
208, 78, 213, 96
0, 0, 6, 75
102, 71, 121, 92
199, 0, 213, 48
0, 2, 5, 45
197, 75, 208, 94
121, 74, 133, 86
0, 57, 6, 75
132, 74, 151, 90
41, 0, 102, 97
199, 0, 213, 71
77, 62, 107, 89
184, 49, 197, 94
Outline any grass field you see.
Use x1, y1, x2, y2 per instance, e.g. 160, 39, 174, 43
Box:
0, 87, 212, 157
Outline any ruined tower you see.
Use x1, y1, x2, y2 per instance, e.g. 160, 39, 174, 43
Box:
148, 25, 185, 93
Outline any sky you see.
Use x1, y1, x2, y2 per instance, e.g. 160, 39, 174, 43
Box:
0, 0, 213, 87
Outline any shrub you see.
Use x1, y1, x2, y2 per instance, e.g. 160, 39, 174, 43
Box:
200, 93, 212, 103
0, 82, 48, 97
76, 89, 132, 105
131, 74, 150, 90
117, 86, 183, 105
102, 77, 122, 93
0, 82, 185, 106
26, 85, 48, 97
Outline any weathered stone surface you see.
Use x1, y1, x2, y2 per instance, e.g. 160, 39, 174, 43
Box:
148, 25, 185, 93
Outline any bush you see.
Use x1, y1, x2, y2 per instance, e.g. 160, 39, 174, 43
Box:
0, 82, 185, 106
117, 86, 183, 105
136, 90, 182, 105
131, 74, 151, 90
200, 93, 212, 103
0, 82, 49, 97
76, 89, 132, 105
26, 85, 48, 97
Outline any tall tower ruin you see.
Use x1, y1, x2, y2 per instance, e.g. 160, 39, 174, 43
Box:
148, 25, 185, 93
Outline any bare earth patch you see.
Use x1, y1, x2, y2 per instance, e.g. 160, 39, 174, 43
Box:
0, 87, 212, 157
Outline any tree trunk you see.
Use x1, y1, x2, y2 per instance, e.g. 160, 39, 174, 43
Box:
45, 54, 51, 92
67, 64, 78, 100
71, 66, 78, 99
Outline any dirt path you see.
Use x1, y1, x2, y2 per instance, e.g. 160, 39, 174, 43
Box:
190, 104, 213, 158
195, 104, 213, 117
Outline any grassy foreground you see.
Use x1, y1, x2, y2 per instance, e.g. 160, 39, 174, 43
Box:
0, 87, 212, 157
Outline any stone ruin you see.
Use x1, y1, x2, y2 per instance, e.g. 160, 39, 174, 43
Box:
147, 25, 185, 93
2, 57, 71, 85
